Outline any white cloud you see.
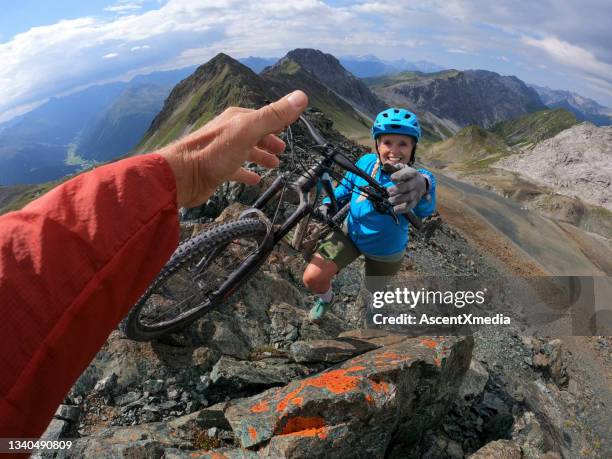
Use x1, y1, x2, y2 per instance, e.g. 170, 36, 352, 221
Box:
349, 2, 402, 14
522, 35, 612, 77
2, 0, 612, 119
104, 3, 144, 13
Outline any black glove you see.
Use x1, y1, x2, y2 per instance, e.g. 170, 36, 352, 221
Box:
386, 164, 428, 214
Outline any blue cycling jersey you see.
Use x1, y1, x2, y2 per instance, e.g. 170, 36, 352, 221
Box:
324, 153, 436, 257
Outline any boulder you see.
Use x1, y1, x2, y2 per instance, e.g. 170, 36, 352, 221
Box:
458, 359, 489, 403
224, 336, 473, 458
67, 423, 191, 458
210, 356, 314, 392
469, 439, 522, 459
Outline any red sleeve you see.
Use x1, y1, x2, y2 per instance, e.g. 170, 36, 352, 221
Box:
0, 153, 180, 439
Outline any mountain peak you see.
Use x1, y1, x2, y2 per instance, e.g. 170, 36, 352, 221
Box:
272, 48, 385, 117
138, 53, 270, 151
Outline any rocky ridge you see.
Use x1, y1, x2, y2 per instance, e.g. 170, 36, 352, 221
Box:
368, 69, 547, 138
281, 48, 386, 118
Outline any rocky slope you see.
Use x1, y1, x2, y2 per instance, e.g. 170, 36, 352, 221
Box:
367, 70, 547, 139
418, 111, 612, 239
281, 49, 386, 118
30, 111, 611, 459
496, 122, 612, 211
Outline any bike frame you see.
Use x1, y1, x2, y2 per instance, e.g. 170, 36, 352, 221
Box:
211, 115, 421, 300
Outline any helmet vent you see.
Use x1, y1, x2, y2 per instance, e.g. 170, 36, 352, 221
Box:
394, 109, 399, 113
390, 124, 400, 129
383, 113, 389, 117
404, 114, 410, 119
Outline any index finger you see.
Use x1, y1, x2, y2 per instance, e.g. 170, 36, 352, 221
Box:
390, 167, 418, 182
245, 91, 308, 142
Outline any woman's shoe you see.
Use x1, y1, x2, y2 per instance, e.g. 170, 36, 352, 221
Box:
308, 296, 334, 323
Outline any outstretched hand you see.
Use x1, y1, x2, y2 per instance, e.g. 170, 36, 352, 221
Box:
157, 90, 308, 208
386, 163, 428, 214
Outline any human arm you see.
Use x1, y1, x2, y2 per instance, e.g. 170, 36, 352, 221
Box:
0, 91, 308, 440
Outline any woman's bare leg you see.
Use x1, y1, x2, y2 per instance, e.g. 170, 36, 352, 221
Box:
302, 253, 339, 293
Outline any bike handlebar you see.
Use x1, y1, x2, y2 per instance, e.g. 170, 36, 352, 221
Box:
296, 114, 423, 230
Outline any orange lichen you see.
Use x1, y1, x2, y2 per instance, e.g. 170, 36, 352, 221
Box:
248, 427, 258, 441
379, 352, 402, 359
291, 397, 303, 407
370, 380, 389, 393
365, 394, 373, 403
209, 453, 228, 459
433, 357, 442, 367
277, 416, 328, 439
276, 366, 366, 412
421, 339, 438, 349
250, 400, 270, 413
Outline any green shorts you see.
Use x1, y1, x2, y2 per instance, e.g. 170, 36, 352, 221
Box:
315, 226, 404, 277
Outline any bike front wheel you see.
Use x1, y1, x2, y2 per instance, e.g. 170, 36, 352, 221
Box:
123, 218, 269, 341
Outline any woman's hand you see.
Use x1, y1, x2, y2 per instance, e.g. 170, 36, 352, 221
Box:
387, 164, 428, 213
157, 90, 308, 208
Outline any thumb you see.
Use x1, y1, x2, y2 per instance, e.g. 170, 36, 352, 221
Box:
246, 91, 308, 141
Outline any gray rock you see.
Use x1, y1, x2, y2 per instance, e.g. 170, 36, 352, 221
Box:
167, 402, 231, 431
289, 338, 378, 363
210, 356, 312, 392
31, 419, 68, 459
458, 359, 489, 402
114, 391, 142, 407
93, 373, 117, 394
226, 336, 473, 457
143, 379, 164, 394
54, 404, 80, 423
469, 439, 522, 458
67, 423, 192, 458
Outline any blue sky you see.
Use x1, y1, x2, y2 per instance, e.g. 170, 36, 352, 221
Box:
1, 0, 611, 122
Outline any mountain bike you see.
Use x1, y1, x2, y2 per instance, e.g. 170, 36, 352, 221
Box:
123, 114, 423, 341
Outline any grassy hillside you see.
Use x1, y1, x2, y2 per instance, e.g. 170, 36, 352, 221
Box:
420, 125, 513, 169
0, 182, 61, 215
491, 108, 578, 148
137, 54, 272, 152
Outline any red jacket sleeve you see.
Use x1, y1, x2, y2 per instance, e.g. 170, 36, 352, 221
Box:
0, 153, 180, 439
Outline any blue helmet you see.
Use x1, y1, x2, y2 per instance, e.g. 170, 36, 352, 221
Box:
371, 108, 421, 143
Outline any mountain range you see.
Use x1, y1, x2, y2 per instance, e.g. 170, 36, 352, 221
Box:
137, 51, 373, 153
1, 48, 611, 189
366, 69, 547, 138
0, 67, 195, 185
529, 84, 612, 126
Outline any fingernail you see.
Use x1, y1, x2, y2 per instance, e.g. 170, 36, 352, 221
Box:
287, 91, 307, 110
